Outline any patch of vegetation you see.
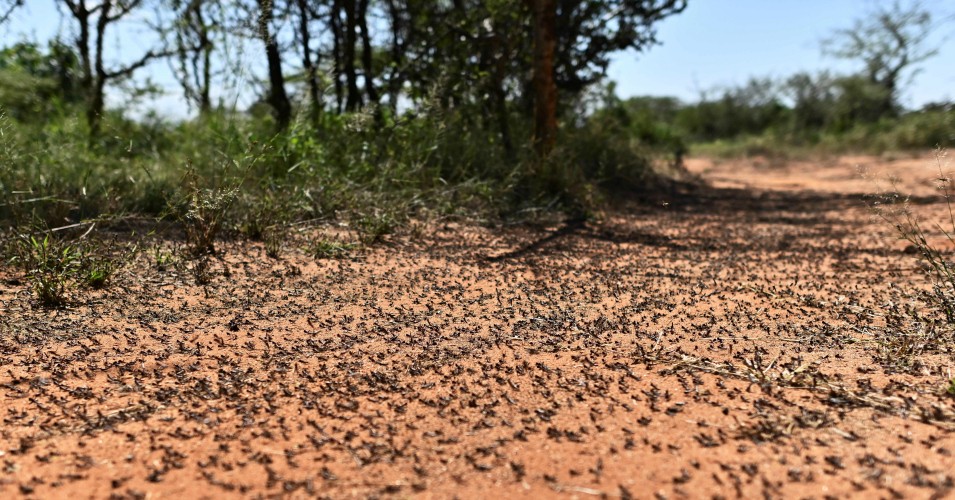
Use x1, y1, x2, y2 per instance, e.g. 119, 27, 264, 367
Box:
870, 148, 955, 371
883, 149, 955, 320
16, 233, 80, 307
309, 238, 358, 260
7, 230, 130, 306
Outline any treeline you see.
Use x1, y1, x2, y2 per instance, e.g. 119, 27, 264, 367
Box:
0, 0, 685, 154
602, 72, 953, 157
623, 0, 951, 156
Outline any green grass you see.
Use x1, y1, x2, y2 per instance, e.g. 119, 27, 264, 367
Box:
7, 230, 131, 306
0, 98, 667, 263
689, 110, 955, 160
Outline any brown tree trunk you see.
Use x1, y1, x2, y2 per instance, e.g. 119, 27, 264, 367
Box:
357, 0, 378, 108
384, 0, 405, 114
330, 0, 344, 113
530, 0, 557, 157
75, 1, 92, 102
342, 0, 362, 111
62, 0, 94, 138
296, 0, 321, 124
487, 25, 513, 158
194, 2, 212, 115
90, 0, 110, 140
257, 0, 292, 129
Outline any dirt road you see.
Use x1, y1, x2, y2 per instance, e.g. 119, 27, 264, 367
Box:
1, 154, 953, 498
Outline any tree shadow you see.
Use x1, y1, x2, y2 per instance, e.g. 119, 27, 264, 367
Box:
483, 181, 945, 263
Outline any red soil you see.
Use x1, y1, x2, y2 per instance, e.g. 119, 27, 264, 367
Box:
1, 153, 954, 498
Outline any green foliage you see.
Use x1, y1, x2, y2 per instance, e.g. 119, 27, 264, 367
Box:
179, 182, 239, 257
8, 230, 131, 305
0, 69, 670, 286
670, 78, 788, 142
310, 238, 357, 259
16, 234, 80, 307
821, 0, 938, 120
0, 41, 82, 121
356, 210, 399, 245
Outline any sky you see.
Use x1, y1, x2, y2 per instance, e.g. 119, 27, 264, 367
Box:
3, 0, 955, 118
607, 0, 955, 108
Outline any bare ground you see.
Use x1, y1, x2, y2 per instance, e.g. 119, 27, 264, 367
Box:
1, 154, 954, 499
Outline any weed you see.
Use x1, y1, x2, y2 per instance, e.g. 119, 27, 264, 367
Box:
310, 238, 357, 259
80, 239, 136, 289
17, 233, 80, 307
947, 378, 955, 397
879, 148, 955, 321
80, 251, 116, 289
152, 246, 176, 272
192, 255, 213, 285
868, 147, 955, 370
180, 183, 238, 257
264, 228, 284, 259
356, 211, 398, 245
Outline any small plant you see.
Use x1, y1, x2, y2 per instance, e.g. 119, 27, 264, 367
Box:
77, 240, 133, 289
81, 256, 115, 289
152, 246, 176, 271
264, 229, 284, 259
192, 255, 213, 285
18, 234, 80, 307
310, 238, 357, 259
876, 148, 955, 321
174, 167, 240, 257
356, 211, 397, 245
864, 147, 955, 371
947, 378, 955, 397
182, 186, 238, 256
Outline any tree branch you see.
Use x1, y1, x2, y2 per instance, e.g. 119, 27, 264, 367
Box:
103, 47, 176, 80
0, 0, 23, 24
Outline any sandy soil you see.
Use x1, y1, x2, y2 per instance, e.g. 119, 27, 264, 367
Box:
1, 153, 954, 499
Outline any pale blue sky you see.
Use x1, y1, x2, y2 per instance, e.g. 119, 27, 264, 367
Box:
4, 0, 955, 118
608, 0, 955, 107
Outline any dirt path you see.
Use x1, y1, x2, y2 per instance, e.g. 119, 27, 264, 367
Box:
1, 154, 954, 499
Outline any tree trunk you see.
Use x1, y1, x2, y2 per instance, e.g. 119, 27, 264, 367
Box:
384, 0, 405, 114
257, 0, 292, 129
76, 1, 91, 100
357, 0, 378, 109
89, 0, 111, 140
296, 0, 321, 124
330, 0, 344, 113
342, 0, 362, 111
195, 3, 212, 115
487, 24, 513, 159
530, 0, 557, 157
67, 0, 95, 139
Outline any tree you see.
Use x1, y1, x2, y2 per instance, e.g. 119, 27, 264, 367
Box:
822, 0, 941, 118
59, 0, 174, 139
0, 0, 22, 25
531, 0, 687, 156
256, 0, 292, 129
168, 0, 221, 115
0, 41, 83, 121
293, 0, 322, 122
530, 0, 557, 156
784, 71, 838, 133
